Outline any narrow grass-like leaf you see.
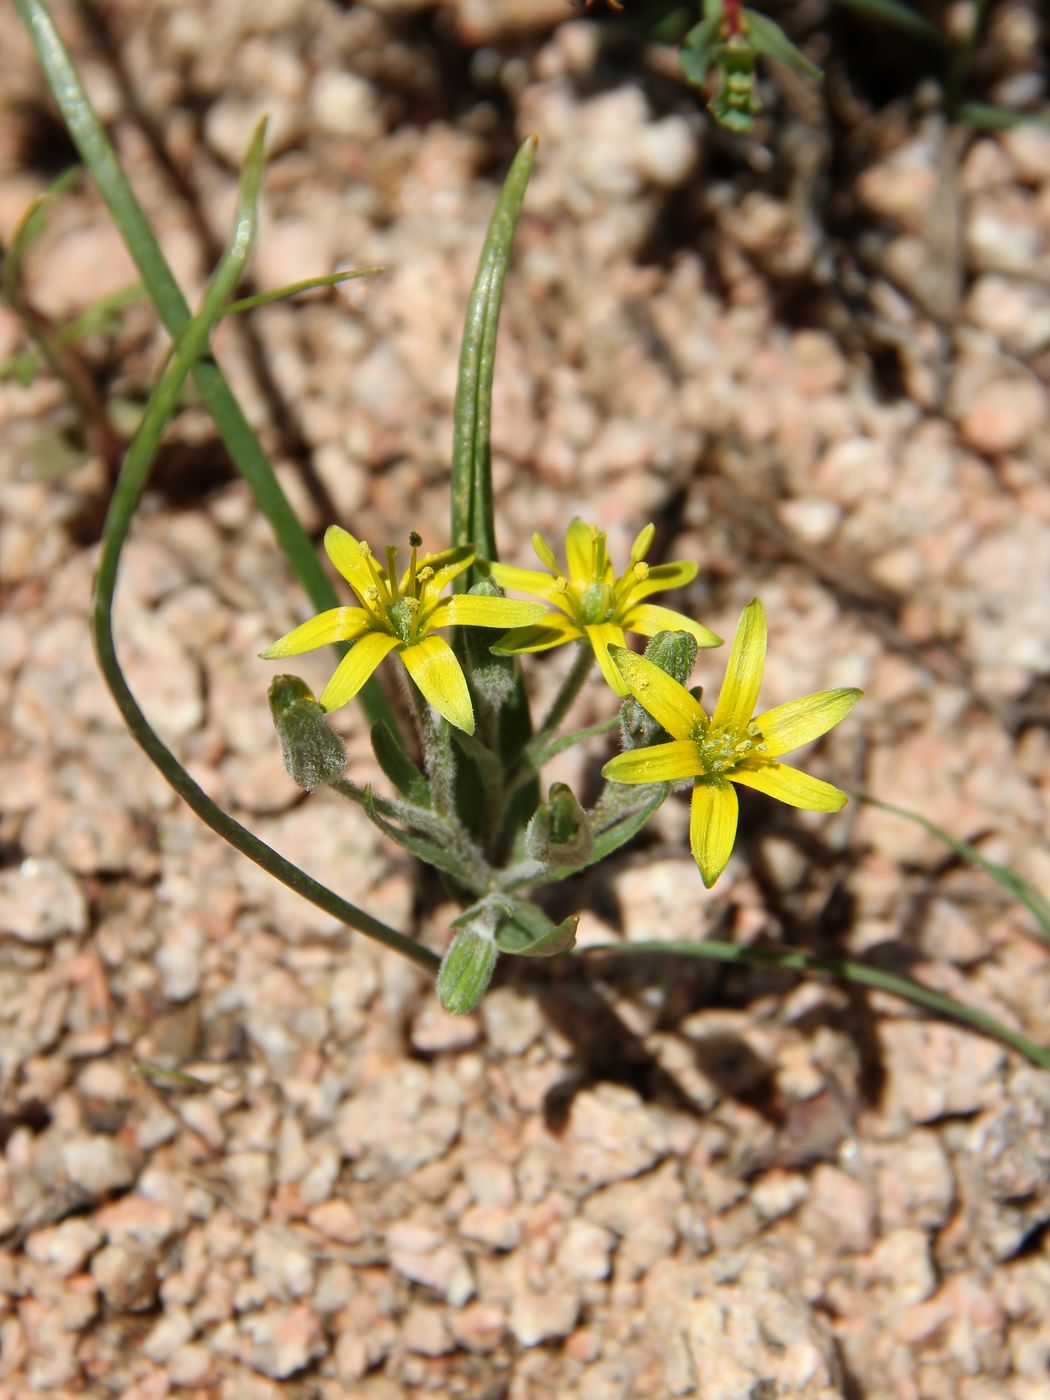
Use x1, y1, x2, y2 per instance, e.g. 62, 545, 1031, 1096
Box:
450, 134, 537, 572
742, 9, 823, 81
857, 793, 1050, 945
583, 939, 1050, 1071
830, 0, 947, 45
222, 267, 381, 317
90, 121, 437, 975
14, 0, 396, 732
956, 102, 1050, 131
371, 720, 432, 806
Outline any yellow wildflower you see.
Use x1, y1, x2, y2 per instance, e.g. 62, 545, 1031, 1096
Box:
261, 526, 547, 734
602, 599, 861, 887
487, 517, 721, 695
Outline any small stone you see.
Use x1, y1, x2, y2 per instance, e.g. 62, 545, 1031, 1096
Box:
168, 1343, 212, 1387
450, 1302, 507, 1353
143, 1306, 195, 1363
389, 1243, 475, 1306
458, 1204, 521, 1251
91, 1244, 159, 1312
156, 920, 204, 1002
510, 1286, 581, 1347
61, 1135, 138, 1198
555, 1219, 616, 1282
0, 858, 87, 943
751, 1170, 810, 1222
402, 1305, 454, 1357
564, 1085, 669, 1186
309, 71, 383, 141
410, 1001, 481, 1053
480, 988, 544, 1055
25, 1219, 102, 1277
879, 1022, 1004, 1128
959, 376, 1046, 454
306, 1200, 363, 1245
867, 1228, 937, 1306
240, 1305, 326, 1380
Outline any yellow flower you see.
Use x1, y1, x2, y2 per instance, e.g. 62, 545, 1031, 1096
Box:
261, 526, 547, 733
487, 518, 721, 695
601, 599, 861, 888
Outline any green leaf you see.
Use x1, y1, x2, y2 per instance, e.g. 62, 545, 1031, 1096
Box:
678, 17, 721, 85
829, 0, 947, 46
221, 267, 381, 317
956, 102, 1050, 132
742, 9, 823, 81
371, 719, 432, 806
583, 937, 1050, 1072
485, 897, 579, 957
86, 118, 438, 976
13, 0, 399, 736
857, 794, 1050, 946
450, 135, 537, 573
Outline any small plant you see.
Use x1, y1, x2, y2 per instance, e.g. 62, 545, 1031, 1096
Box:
16, 0, 1048, 1067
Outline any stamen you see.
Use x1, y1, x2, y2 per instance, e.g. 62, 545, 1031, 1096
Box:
385, 547, 400, 600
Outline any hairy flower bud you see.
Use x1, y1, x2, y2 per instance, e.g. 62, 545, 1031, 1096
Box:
268, 674, 347, 790
621, 630, 699, 748
438, 922, 499, 1015
525, 782, 594, 871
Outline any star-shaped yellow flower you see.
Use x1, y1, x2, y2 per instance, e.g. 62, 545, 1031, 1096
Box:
601, 599, 861, 887
487, 518, 721, 695
261, 527, 547, 733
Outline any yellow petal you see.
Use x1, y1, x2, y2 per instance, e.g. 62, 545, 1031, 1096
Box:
324, 526, 377, 600
630, 522, 655, 562
531, 532, 560, 573
565, 518, 599, 583
609, 646, 707, 740
712, 598, 767, 734
428, 596, 549, 629
623, 560, 698, 603
602, 739, 699, 785
623, 603, 722, 649
260, 607, 371, 659
731, 761, 848, 811
319, 631, 400, 711
586, 622, 629, 694
690, 779, 739, 888
752, 688, 862, 758
487, 562, 566, 606
416, 545, 474, 595
400, 635, 475, 733
491, 615, 581, 655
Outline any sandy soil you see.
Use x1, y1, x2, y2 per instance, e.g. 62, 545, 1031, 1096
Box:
1, 1, 1049, 1396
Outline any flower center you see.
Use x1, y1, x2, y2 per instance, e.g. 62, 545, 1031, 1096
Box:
692, 720, 766, 776
576, 580, 614, 626
387, 596, 418, 644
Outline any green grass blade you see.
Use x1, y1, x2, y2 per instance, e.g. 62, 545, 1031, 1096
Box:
450, 134, 537, 573
857, 793, 1050, 945
830, 0, 947, 45
222, 267, 382, 317
14, 0, 395, 732
956, 102, 1050, 131
90, 121, 437, 976
584, 939, 1050, 1070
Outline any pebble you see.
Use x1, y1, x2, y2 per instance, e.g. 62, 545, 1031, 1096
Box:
564, 1085, 669, 1186
0, 858, 87, 943
959, 376, 1046, 454
239, 1305, 327, 1380
24, 1219, 101, 1277
91, 1244, 159, 1312
509, 1284, 581, 1347
61, 1135, 138, 1198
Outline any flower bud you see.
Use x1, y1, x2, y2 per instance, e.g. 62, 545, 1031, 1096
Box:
268, 674, 347, 790
525, 782, 594, 870
437, 924, 499, 1014
621, 630, 698, 749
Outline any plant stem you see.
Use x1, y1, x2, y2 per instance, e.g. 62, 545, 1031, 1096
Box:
583, 939, 1050, 1071
91, 123, 438, 976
